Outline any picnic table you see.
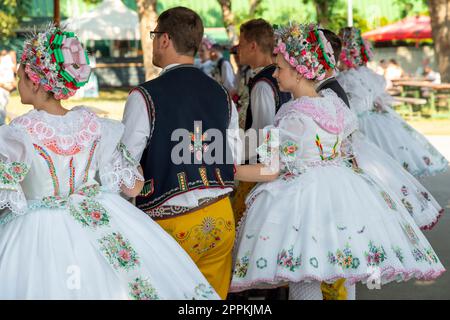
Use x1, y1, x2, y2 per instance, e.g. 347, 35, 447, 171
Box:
391, 80, 450, 118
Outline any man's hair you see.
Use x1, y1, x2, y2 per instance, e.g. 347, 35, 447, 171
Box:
239, 19, 274, 55
211, 43, 224, 53
319, 28, 342, 64
157, 7, 204, 57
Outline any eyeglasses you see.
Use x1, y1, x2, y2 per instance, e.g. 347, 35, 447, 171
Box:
150, 31, 169, 40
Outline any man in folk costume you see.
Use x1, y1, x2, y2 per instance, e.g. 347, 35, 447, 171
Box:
122, 7, 241, 299
232, 18, 291, 228
210, 43, 236, 95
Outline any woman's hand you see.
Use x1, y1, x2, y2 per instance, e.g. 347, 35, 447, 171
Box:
235, 163, 279, 182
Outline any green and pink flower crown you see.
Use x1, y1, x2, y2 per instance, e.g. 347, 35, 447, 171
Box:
273, 22, 336, 81
20, 24, 91, 100
339, 27, 374, 69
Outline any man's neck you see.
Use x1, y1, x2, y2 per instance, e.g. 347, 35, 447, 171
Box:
160, 55, 195, 69
250, 54, 273, 70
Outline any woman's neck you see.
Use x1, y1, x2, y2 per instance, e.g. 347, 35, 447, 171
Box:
292, 81, 320, 100
34, 99, 68, 116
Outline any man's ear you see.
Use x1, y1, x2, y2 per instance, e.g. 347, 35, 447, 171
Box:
250, 41, 257, 52
160, 33, 171, 49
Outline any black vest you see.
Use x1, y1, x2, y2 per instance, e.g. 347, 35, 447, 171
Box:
317, 77, 350, 108
244, 64, 292, 131
134, 65, 235, 219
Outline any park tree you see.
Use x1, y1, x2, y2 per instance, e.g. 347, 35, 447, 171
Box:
217, 0, 237, 43
136, 0, 159, 80
428, 0, 450, 82
0, 0, 31, 43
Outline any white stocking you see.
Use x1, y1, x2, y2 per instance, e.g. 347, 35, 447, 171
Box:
288, 281, 323, 300
345, 281, 356, 300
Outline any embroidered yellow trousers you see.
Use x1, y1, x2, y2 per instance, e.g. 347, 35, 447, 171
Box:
231, 181, 257, 223
157, 197, 235, 300
321, 279, 347, 300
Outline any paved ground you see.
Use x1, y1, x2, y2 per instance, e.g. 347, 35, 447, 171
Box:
357, 136, 450, 300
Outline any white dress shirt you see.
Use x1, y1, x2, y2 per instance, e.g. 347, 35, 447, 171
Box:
122, 63, 241, 208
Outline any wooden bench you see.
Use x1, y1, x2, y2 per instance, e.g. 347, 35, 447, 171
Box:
393, 96, 427, 120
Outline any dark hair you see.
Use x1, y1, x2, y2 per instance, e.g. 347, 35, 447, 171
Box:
319, 28, 342, 65
239, 19, 274, 55
390, 58, 398, 65
157, 7, 204, 57
211, 43, 224, 53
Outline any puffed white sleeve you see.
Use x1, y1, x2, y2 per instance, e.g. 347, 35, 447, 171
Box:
96, 119, 144, 193
256, 112, 305, 173
0, 126, 33, 217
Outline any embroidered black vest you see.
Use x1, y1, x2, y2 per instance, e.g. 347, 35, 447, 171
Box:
134, 65, 235, 219
244, 64, 292, 131
317, 77, 350, 108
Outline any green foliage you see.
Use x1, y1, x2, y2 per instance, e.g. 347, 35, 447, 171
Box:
0, 0, 31, 43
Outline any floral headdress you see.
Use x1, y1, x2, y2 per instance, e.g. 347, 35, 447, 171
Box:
273, 22, 335, 81
201, 35, 215, 50
339, 27, 373, 69
20, 24, 91, 100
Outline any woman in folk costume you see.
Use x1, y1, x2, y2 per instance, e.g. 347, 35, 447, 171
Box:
320, 29, 444, 232
230, 22, 445, 300
337, 27, 448, 178
0, 25, 219, 300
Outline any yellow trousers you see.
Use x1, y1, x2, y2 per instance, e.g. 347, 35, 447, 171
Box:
157, 197, 235, 300
321, 279, 347, 300
231, 181, 257, 223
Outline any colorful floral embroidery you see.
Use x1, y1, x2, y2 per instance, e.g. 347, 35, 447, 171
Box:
401, 185, 408, 196
392, 246, 404, 263
191, 283, 216, 300
234, 253, 250, 278
129, 277, 160, 300
69, 198, 110, 229
380, 191, 397, 211
315, 134, 339, 161
83, 139, 98, 183
175, 216, 233, 255
423, 156, 432, 166
0, 161, 29, 186
309, 257, 319, 268
425, 248, 439, 264
34, 144, 60, 195
281, 140, 298, 158
401, 198, 414, 215
256, 257, 268, 269
403, 162, 409, 171
98, 232, 140, 271
402, 223, 420, 246
117, 142, 138, 167
412, 248, 426, 262
328, 245, 360, 269
421, 191, 431, 202
69, 157, 75, 194
365, 241, 387, 266
189, 123, 209, 162
277, 247, 302, 272
414, 247, 439, 264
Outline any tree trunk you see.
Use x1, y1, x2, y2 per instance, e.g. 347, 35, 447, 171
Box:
429, 0, 450, 82
249, 0, 263, 17
136, 0, 159, 80
53, 0, 60, 27
314, 0, 329, 27
217, 0, 237, 44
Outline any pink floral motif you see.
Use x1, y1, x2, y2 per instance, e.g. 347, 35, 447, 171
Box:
12, 109, 101, 156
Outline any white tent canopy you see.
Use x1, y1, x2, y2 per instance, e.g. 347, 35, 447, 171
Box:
62, 0, 140, 41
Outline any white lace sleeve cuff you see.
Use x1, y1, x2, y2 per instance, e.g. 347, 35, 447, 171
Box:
100, 142, 144, 193
0, 161, 30, 216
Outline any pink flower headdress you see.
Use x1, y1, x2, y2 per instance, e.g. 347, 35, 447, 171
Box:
20, 24, 91, 100
273, 22, 336, 81
201, 36, 215, 50
339, 27, 373, 69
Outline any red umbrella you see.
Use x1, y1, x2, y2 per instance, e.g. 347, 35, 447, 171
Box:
362, 15, 431, 42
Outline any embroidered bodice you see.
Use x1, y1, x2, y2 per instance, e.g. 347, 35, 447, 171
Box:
0, 106, 141, 215
257, 89, 357, 172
